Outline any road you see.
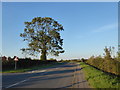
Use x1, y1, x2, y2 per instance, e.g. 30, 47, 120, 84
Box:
2, 62, 89, 89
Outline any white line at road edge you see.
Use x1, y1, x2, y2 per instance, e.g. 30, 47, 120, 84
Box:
5, 78, 30, 88
5, 70, 47, 88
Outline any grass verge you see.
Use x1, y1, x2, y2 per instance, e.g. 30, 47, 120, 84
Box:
80, 62, 120, 88
2, 62, 63, 73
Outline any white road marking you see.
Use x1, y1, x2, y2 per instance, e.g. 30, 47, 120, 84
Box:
5, 70, 47, 88
27, 70, 47, 73
4, 65, 69, 88
5, 79, 29, 88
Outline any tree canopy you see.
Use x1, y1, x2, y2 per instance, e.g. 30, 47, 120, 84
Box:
20, 17, 64, 60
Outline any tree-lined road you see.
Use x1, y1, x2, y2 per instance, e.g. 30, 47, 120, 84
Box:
3, 63, 89, 89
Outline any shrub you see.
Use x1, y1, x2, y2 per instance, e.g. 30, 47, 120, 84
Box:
2, 58, 57, 70
86, 47, 120, 76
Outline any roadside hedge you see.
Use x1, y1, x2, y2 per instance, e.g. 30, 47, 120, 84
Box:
2, 58, 57, 70
86, 56, 120, 76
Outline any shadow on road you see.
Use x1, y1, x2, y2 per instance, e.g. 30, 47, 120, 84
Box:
41, 68, 83, 76
3, 63, 84, 88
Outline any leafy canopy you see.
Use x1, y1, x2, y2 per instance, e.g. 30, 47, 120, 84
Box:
20, 17, 64, 58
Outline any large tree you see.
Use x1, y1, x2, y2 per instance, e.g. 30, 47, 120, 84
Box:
20, 17, 64, 60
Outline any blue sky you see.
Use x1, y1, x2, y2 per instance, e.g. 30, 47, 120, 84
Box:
2, 2, 118, 60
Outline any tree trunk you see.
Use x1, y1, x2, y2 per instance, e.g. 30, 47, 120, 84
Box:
40, 49, 47, 60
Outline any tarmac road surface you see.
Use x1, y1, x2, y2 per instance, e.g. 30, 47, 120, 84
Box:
2, 62, 89, 89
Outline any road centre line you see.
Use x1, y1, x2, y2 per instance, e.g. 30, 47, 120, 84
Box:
26, 70, 47, 73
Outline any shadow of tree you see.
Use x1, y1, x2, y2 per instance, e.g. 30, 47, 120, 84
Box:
3, 63, 84, 89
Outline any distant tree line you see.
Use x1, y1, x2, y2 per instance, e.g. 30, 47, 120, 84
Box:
1, 56, 19, 61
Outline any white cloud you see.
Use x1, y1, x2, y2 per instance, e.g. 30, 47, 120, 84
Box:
92, 23, 117, 33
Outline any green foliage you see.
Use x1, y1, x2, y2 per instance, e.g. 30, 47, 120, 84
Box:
117, 51, 120, 62
80, 62, 120, 88
2, 58, 58, 71
2, 62, 61, 73
86, 47, 120, 75
104, 46, 112, 60
20, 17, 64, 60
48, 58, 57, 61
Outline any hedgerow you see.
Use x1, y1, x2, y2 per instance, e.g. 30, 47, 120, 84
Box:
86, 47, 120, 76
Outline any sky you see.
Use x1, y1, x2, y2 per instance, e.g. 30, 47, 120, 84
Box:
1, 0, 119, 2
2, 2, 118, 60
0, 2, 2, 57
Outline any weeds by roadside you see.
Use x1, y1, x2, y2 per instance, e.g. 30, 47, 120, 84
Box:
80, 62, 120, 88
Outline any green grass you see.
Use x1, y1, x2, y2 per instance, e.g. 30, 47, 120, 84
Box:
80, 62, 120, 88
2, 62, 63, 73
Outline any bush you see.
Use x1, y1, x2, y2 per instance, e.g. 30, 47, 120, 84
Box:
86, 57, 120, 75
2, 58, 57, 70
86, 47, 120, 76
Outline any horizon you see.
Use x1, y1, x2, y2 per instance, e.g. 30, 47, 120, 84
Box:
2, 2, 118, 60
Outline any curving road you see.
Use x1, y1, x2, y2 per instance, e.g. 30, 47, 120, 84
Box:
2, 62, 89, 89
